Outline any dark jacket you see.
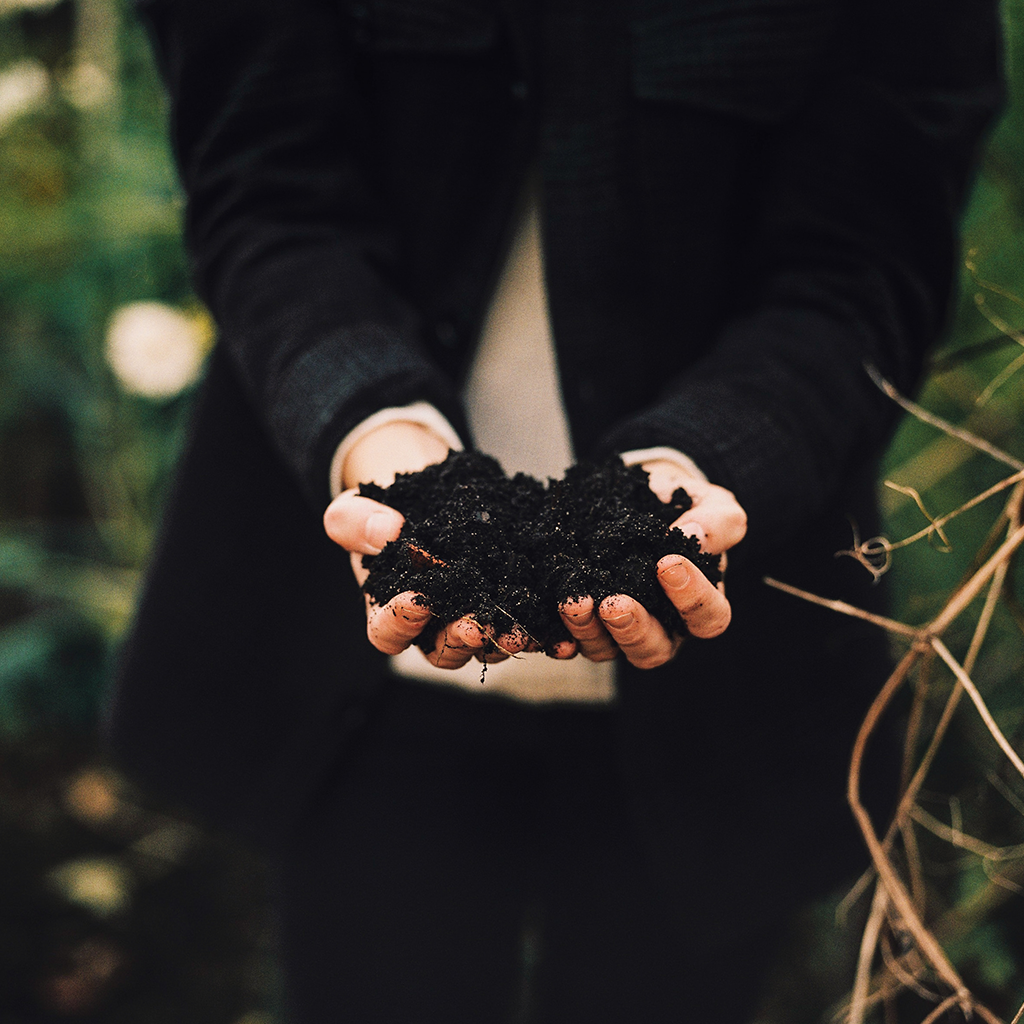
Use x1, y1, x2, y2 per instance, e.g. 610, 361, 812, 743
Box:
107, 0, 1001, 924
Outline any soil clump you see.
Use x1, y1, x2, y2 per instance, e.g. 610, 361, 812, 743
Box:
359, 451, 721, 655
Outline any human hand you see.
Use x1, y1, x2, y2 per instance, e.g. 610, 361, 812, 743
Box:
558, 458, 747, 669
322, 422, 531, 668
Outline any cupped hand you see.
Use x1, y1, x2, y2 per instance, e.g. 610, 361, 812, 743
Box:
323, 422, 530, 667
558, 458, 747, 670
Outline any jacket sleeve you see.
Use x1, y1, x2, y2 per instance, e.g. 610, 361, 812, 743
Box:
598, 1, 1003, 556
137, 0, 467, 508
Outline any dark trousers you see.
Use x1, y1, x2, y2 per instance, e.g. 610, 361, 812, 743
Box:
272, 677, 778, 1024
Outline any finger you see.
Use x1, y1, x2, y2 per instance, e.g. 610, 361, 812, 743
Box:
657, 555, 732, 638
366, 590, 432, 655
598, 594, 682, 670
427, 616, 489, 670
549, 639, 578, 660
324, 488, 405, 555
671, 480, 747, 556
477, 625, 532, 664
351, 551, 369, 587
559, 596, 618, 662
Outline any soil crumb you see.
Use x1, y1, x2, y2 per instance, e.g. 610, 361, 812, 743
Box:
359, 451, 721, 654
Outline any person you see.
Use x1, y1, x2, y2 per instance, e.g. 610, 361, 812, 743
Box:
106, 0, 1002, 1020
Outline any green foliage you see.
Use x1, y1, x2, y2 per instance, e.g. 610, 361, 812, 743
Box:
861, 3, 1024, 1013
0, 0, 197, 737
2, 0, 1024, 1016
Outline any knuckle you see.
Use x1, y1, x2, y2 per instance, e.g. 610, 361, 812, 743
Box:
606, 620, 645, 646
630, 649, 669, 670
729, 507, 748, 536
673, 590, 707, 617
688, 605, 732, 639
566, 619, 601, 642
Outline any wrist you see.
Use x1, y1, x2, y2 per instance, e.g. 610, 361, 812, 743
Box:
640, 458, 704, 505
341, 420, 452, 490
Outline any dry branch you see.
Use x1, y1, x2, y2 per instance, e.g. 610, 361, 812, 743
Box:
866, 364, 1024, 471
845, 646, 973, 1020
772, 366, 1024, 1024
930, 637, 1024, 783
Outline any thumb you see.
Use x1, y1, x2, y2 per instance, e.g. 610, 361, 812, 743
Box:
324, 489, 405, 555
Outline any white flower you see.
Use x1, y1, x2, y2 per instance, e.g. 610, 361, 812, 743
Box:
0, 58, 48, 132
47, 858, 131, 919
105, 301, 211, 400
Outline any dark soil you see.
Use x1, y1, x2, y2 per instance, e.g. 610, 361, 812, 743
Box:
359, 451, 721, 655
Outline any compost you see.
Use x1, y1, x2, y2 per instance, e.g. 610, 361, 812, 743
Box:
359, 451, 721, 654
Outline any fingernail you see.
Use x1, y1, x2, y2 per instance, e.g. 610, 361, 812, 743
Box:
562, 607, 591, 625
365, 511, 399, 553
603, 610, 634, 630
659, 559, 690, 589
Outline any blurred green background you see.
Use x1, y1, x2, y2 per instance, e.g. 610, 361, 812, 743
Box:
1, 0, 1024, 1021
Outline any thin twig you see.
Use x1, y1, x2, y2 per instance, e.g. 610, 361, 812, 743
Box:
974, 1002, 1007, 1024
866, 364, 1024, 471
987, 770, 1024, 820
908, 804, 1024, 861
837, 866, 877, 928
930, 637, 1024, 783
980, 856, 1024, 897
974, 292, 1024, 348
903, 645, 935, 790
779, 519, 1024, 639
847, 646, 972, 1011
884, 469, 1024, 554
762, 577, 919, 636
902, 814, 929, 918
885, 482, 953, 551
927, 522, 1024, 636
886, 516, 1015, 853
918, 994, 965, 1024
976, 348, 1024, 406
850, 881, 889, 1024
965, 249, 1024, 311
880, 928, 943, 1002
